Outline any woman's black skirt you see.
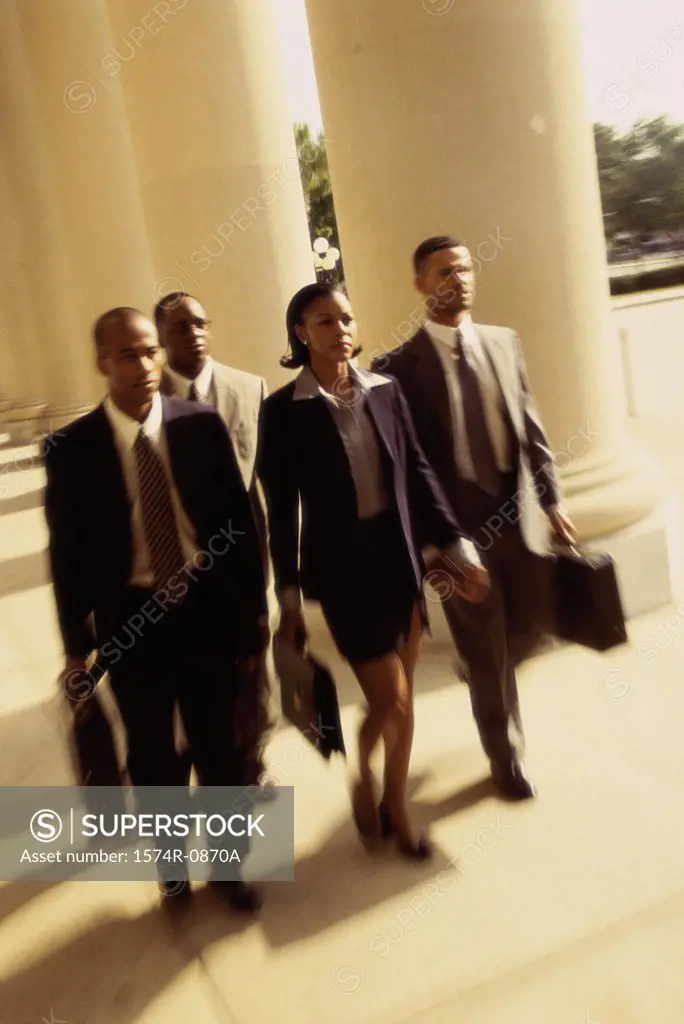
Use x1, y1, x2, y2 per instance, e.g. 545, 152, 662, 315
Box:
319, 508, 422, 663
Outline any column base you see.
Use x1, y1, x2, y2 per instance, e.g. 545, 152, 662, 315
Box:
560, 436, 670, 541
0, 395, 12, 448
37, 403, 94, 434
583, 493, 682, 619
560, 435, 680, 617
1, 401, 49, 445
0, 402, 93, 446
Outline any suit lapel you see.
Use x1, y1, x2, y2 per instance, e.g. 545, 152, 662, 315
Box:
293, 393, 355, 497
89, 406, 129, 505
474, 326, 523, 437
89, 406, 133, 563
364, 382, 396, 461
406, 328, 455, 448
211, 363, 240, 433
160, 397, 198, 524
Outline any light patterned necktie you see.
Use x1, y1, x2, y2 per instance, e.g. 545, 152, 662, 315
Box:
133, 430, 188, 591
454, 328, 500, 496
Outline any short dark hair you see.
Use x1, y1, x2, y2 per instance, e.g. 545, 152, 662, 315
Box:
412, 235, 464, 274
281, 282, 361, 369
93, 307, 146, 353
153, 291, 201, 326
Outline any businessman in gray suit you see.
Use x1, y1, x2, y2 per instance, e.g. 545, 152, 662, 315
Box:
372, 236, 577, 799
155, 293, 267, 562
155, 291, 270, 784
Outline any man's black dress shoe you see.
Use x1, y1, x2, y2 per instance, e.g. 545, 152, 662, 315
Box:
158, 877, 192, 905
210, 879, 263, 913
491, 761, 536, 801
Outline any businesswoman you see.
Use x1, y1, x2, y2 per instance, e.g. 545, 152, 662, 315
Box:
258, 283, 487, 859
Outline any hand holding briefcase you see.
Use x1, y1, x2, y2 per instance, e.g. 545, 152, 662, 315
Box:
273, 629, 345, 760
550, 542, 628, 652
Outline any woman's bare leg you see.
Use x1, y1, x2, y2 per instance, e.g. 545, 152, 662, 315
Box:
381, 605, 424, 841
352, 623, 425, 849
349, 652, 402, 836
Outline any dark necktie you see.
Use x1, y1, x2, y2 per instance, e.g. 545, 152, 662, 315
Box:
133, 430, 188, 591
454, 328, 500, 496
187, 382, 199, 402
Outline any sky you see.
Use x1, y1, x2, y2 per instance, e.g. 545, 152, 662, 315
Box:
273, 0, 684, 133
272, 0, 323, 132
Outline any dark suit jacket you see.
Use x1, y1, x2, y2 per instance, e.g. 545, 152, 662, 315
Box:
257, 372, 466, 604
371, 326, 560, 555
43, 397, 267, 660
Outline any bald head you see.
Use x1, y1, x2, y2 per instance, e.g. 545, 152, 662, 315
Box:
94, 306, 162, 418
93, 307, 153, 354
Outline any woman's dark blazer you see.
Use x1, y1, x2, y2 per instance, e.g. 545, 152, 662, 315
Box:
257, 369, 468, 606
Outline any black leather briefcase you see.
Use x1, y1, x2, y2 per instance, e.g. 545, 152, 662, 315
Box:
67, 690, 121, 785
63, 681, 127, 815
551, 544, 628, 652
273, 632, 346, 760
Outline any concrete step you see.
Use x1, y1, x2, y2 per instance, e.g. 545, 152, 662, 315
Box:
0, 401, 48, 445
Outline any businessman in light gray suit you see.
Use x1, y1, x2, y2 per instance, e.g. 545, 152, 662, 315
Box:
372, 236, 578, 800
155, 292, 268, 564
155, 291, 270, 783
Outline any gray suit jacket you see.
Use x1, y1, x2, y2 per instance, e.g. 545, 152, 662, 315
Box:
160, 360, 269, 569
371, 325, 560, 556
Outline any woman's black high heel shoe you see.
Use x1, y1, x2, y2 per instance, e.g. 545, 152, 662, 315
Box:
351, 781, 382, 846
379, 801, 432, 860
378, 800, 395, 839
395, 831, 433, 860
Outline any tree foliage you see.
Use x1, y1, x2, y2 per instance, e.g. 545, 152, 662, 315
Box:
294, 122, 345, 287
594, 117, 684, 245
294, 116, 684, 281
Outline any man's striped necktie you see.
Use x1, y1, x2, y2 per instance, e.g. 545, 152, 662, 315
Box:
133, 430, 188, 591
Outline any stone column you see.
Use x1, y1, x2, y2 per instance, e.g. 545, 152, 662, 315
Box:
0, 161, 45, 420
9, 0, 157, 425
105, 0, 315, 386
305, 0, 677, 613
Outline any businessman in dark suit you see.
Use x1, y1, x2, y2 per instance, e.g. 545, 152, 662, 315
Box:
372, 236, 577, 799
44, 307, 268, 910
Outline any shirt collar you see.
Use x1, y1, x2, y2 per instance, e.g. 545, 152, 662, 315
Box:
103, 391, 163, 449
164, 356, 214, 400
424, 315, 477, 350
293, 361, 392, 402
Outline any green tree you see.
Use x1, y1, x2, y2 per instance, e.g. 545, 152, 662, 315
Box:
294, 122, 345, 287
594, 117, 684, 246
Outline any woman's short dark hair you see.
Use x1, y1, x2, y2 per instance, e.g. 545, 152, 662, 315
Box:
281, 282, 362, 369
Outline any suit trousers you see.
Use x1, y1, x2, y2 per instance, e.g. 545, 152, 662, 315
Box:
440, 476, 552, 767
107, 587, 256, 878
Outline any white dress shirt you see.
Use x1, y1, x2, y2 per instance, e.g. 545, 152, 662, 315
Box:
424, 316, 512, 481
293, 362, 390, 520
103, 392, 199, 587
164, 356, 216, 405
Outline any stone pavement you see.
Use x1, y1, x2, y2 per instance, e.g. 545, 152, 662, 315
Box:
0, 411, 683, 1024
